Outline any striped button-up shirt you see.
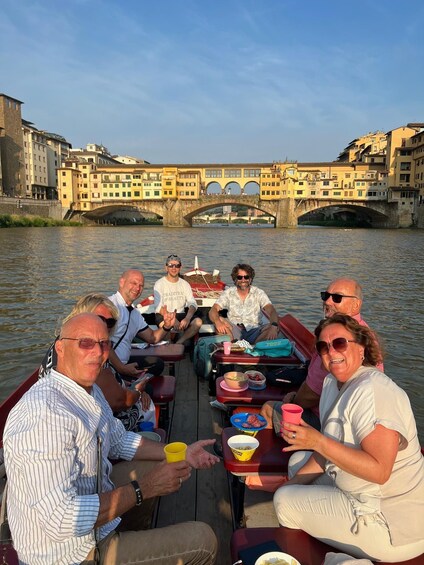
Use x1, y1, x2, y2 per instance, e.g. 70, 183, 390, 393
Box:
3, 369, 141, 564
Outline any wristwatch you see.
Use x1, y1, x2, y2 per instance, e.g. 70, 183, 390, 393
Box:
131, 480, 143, 506
271, 322, 278, 327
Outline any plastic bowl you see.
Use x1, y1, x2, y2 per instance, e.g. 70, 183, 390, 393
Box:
245, 370, 267, 390
224, 371, 248, 390
255, 551, 301, 565
227, 434, 259, 461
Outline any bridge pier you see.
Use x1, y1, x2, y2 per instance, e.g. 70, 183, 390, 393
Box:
274, 199, 298, 228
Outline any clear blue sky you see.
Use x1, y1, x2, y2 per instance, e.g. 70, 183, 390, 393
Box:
1, 0, 424, 163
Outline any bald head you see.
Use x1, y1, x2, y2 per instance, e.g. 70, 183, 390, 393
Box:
55, 313, 110, 391
323, 278, 363, 318
118, 269, 144, 305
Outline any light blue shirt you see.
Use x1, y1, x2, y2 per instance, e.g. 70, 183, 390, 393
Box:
4, 369, 140, 564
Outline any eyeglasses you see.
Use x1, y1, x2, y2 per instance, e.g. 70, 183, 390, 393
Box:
60, 337, 112, 351
321, 291, 358, 303
236, 275, 250, 280
167, 263, 181, 268
98, 315, 117, 329
316, 337, 356, 356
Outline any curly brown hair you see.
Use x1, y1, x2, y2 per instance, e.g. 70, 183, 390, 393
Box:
231, 263, 255, 283
314, 313, 383, 367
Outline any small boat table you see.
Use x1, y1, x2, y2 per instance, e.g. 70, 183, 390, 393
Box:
222, 427, 292, 528
129, 343, 185, 376
216, 376, 295, 409
213, 347, 301, 373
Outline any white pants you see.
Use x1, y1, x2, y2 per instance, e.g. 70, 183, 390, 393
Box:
273, 452, 424, 562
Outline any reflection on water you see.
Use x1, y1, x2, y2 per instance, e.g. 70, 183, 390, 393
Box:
1, 226, 423, 440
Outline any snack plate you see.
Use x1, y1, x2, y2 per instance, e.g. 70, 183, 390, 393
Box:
230, 412, 267, 432
220, 381, 249, 393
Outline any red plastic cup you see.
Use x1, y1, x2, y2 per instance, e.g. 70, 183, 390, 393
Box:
281, 403, 303, 425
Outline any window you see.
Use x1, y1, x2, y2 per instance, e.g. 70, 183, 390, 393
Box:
400, 162, 411, 171
400, 174, 410, 182
134, 191, 140, 197
323, 180, 329, 186
205, 169, 222, 178
224, 169, 241, 178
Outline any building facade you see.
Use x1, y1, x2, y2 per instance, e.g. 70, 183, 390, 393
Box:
0, 93, 25, 196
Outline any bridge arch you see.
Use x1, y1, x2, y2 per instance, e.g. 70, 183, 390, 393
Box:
295, 201, 391, 227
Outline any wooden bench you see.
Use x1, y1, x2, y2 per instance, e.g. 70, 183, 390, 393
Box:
231, 527, 424, 565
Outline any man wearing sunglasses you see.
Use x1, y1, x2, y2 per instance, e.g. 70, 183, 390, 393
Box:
4, 313, 218, 564
261, 277, 384, 432
209, 263, 279, 344
153, 254, 202, 346
109, 269, 177, 378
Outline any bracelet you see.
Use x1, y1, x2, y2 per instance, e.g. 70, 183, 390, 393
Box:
131, 480, 143, 506
163, 325, 173, 332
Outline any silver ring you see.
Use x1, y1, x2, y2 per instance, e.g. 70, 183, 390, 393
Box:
292, 432, 296, 440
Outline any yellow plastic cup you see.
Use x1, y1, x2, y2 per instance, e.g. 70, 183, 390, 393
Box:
164, 441, 187, 462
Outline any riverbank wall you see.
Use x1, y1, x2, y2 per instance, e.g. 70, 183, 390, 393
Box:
0, 197, 62, 220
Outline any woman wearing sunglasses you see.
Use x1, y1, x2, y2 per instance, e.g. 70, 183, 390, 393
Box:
274, 313, 424, 562
39, 293, 156, 431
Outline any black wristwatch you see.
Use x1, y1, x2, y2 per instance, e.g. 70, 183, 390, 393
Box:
163, 325, 173, 332
271, 322, 278, 327
131, 480, 143, 506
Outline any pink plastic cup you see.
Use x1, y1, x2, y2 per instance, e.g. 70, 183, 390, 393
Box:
281, 403, 303, 425
223, 341, 231, 355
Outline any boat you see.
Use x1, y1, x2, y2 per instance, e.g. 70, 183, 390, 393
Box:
137, 256, 227, 333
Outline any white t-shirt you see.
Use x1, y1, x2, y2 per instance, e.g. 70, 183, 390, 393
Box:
153, 276, 197, 314
320, 366, 424, 545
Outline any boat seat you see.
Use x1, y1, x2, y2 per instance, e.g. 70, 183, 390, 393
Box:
150, 375, 176, 404
230, 527, 424, 565
279, 313, 315, 364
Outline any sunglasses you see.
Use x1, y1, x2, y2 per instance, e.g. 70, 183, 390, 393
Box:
236, 275, 250, 280
167, 263, 181, 268
60, 337, 112, 351
320, 291, 357, 303
98, 315, 117, 329
316, 337, 356, 356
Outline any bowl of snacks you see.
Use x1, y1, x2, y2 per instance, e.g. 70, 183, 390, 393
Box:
245, 370, 267, 390
227, 434, 259, 461
230, 412, 267, 436
255, 551, 301, 565
223, 371, 248, 391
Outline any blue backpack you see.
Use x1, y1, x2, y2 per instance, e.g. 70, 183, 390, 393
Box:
193, 335, 231, 379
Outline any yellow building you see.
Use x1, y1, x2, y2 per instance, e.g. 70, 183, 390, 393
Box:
337, 131, 387, 162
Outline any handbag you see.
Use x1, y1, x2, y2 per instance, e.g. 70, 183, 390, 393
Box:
245, 338, 294, 358
266, 362, 309, 388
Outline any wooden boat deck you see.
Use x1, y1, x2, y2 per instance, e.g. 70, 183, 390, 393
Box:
154, 354, 233, 564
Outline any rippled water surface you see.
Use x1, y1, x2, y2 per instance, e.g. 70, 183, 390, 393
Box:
1, 226, 423, 440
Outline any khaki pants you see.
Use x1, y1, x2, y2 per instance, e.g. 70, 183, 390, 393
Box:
82, 460, 217, 564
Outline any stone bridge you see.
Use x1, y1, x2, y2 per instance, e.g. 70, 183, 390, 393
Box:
83, 195, 404, 228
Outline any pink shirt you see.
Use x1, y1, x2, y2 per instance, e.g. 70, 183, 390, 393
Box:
306, 313, 384, 417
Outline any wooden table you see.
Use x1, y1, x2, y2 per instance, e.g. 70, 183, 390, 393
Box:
213, 348, 301, 370
222, 427, 292, 528
216, 377, 295, 407
130, 343, 185, 376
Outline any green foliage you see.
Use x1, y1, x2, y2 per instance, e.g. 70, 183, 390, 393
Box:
0, 214, 83, 228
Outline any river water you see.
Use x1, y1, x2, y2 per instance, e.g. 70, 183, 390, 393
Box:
1, 226, 423, 440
